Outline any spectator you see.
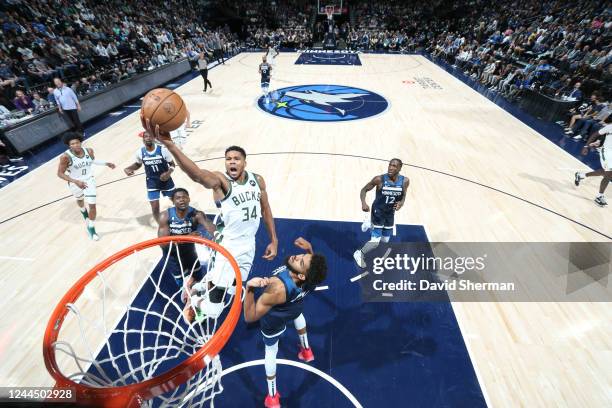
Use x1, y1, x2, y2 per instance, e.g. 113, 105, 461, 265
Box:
13, 90, 35, 114
0, 104, 11, 120
47, 87, 57, 105
564, 82, 583, 101
77, 77, 91, 95
53, 77, 83, 134
32, 91, 51, 113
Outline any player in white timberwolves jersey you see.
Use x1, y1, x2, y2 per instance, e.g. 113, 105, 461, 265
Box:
575, 118, 612, 206
56, 132, 116, 240
144, 115, 278, 318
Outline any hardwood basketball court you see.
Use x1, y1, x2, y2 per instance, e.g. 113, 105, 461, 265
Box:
0, 52, 610, 407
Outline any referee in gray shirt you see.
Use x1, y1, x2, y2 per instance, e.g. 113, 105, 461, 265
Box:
53, 77, 83, 134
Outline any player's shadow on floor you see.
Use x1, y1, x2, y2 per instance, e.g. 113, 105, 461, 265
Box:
519, 172, 590, 201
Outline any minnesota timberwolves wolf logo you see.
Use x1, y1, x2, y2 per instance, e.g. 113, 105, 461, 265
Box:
257, 84, 388, 122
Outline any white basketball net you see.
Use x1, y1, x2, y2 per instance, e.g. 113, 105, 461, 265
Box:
50, 239, 237, 407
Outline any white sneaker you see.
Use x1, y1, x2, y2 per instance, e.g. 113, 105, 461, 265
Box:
198, 295, 224, 319
361, 220, 372, 232
574, 172, 584, 186
595, 196, 608, 207
572, 134, 582, 140
353, 250, 366, 268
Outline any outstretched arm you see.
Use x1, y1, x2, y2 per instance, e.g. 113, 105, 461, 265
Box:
142, 113, 227, 192
360, 175, 382, 212
257, 174, 278, 260
88, 148, 115, 169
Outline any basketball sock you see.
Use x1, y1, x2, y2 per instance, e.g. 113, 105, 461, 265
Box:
298, 332, 309, 349
265, 341, 278, 395
578, 172, 586, 178
360, 240, 380, 255
597, 193, 604, 198
381, 236, 390, 243
266, 377, 277, 397
87, 219, 95, 228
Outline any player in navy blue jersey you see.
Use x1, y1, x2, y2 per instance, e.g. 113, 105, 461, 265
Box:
244, 237, 328, 408
259, 55, 272, 103
158, 188, 216, 302
353, 158, 409, 268
124, 130, 176, 224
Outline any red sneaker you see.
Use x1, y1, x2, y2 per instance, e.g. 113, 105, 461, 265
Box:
264, 392, 281, 408
297, 346, 314, 362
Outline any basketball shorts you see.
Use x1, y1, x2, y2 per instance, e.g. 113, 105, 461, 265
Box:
168, 256, 203, 288
371, 207, 395, 229
147, 178, 176, 201
206, 239, 255, 287
260, 306, 302, 343
69, 178, 96, 204
599, 148, 610, 171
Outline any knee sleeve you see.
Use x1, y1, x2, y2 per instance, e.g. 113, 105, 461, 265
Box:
294, 314, 306, 331
264, 341, 279, 377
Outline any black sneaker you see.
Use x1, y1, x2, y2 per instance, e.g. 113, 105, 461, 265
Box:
595, 196, 607, 207
574, 172, 584, 186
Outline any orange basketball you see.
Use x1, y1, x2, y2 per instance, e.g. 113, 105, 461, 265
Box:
141, 88, 188, 133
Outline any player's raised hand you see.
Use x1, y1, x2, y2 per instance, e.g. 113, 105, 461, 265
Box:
140, 112, 171, 143
294, 237, 312, 252
246, 277, 270, 289
262, 241, 278, 260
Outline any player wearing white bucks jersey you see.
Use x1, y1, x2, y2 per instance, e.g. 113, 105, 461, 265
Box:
144, 114, 278, 318
218, 170, 262, 242
57, 132, 116, 240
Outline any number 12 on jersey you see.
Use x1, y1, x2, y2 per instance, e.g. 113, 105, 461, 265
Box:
242, 206, 258, 221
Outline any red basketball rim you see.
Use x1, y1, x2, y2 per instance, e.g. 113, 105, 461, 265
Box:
43, 236, 242, 407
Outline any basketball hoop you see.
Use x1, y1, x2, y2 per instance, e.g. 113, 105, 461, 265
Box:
43, 236, 242, 407
325, 5, 334, 21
